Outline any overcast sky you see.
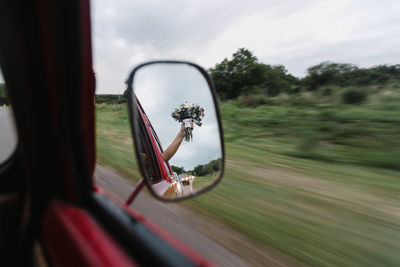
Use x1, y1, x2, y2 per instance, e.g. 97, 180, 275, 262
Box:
92, 0, 400, 94
134, 63, 221, 170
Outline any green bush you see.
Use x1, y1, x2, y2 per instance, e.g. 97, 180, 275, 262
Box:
235, 94, 270, 107
287, 95, 317, 107
342, 89, 367, 104
95, 94, 126, 104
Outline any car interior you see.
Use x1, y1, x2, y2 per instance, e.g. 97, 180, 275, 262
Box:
0, 1, 217, 266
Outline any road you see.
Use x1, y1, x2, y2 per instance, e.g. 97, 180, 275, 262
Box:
0, 109, 249, 266
95, 166, 249, 267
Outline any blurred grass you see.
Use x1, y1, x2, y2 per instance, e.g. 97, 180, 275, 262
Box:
96, 104, 140, 181
193, 173, 219, 190
96, 86, 400, 266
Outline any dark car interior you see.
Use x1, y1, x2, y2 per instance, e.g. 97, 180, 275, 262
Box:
0, 1, 213, 266
0, 0, 95, 265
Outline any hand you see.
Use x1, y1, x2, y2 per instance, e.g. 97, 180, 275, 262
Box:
179, 122, 185, 138
179, 121, 194, 138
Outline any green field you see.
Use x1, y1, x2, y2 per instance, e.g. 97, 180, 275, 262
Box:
192, 173, 219, 190
96, 86, 400, 266
96, 104, 139, 180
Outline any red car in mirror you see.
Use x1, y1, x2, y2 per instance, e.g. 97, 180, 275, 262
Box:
135, 100, 179, 197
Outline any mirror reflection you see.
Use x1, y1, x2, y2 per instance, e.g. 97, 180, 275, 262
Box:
132, 63, 222, 200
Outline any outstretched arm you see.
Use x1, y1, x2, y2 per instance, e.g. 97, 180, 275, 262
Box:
162, 123, 186, 162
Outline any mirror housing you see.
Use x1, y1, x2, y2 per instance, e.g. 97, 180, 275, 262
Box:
126, 61, 225, 202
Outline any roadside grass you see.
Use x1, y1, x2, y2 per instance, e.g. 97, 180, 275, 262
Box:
96, 88, 400, 266
96, 104, 141, 181
188, 144, 400, 266
193, 173, 219, 190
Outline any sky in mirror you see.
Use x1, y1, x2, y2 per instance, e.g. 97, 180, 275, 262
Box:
134, 63, 221, 170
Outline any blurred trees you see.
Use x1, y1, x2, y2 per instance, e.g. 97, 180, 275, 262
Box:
303, 62, 358, 90
171, 165, 185, 175
95, 94, 126, 104
342, 89, 367, 104
191, 158, 222, 177
171, 159, 222, 177
0, 83, 9, 106
0, 83, 6, 97
209, 48, 260, 99
209, 48, 400, 101
209, 48, 298, 100
303, 62, 400, 89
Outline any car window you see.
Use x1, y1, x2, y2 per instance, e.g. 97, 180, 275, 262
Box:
148, 124, 173, 178
139, 119, 163, 184
0, 70, 17, 163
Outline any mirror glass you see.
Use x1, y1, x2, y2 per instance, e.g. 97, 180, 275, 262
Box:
130, 63, 223, 200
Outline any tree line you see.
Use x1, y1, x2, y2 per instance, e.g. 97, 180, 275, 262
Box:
95, 94, 126, 104
171, 158, 222, 177
209, 48, 400, 100
97, 48, 399, 104
0, 83, 9, 106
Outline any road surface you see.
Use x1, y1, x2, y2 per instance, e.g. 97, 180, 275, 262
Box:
0, 109, 249, 266
95, 166, 249, 267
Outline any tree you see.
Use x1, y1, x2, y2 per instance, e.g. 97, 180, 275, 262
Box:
0, 83, 9, 106
209, 48, 261, 100
0, 83, 7, 98
171, 165, 185, 175
209, 48, 299, 99
304, 62, 358, 90
302, 62, 400, 90
191, 158, 222, 177
258, 64, 297, 96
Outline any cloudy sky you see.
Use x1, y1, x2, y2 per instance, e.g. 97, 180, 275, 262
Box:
134, 63, 222, 170
92, 0, 400, 94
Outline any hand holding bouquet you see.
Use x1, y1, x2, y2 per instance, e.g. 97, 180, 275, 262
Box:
171, 102, 205, 142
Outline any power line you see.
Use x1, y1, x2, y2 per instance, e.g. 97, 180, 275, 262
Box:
98, 0, 243, 70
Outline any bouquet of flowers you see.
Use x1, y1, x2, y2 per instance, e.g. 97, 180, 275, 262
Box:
171, 101, 205, 142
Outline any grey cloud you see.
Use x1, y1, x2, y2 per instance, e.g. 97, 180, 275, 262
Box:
93, 0, 243, 48
264, 31, 400, 77
93, 0, 400, 93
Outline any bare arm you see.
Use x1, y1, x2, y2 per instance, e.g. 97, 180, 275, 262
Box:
162, 123, 186, 162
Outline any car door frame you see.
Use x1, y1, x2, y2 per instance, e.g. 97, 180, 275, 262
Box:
0, 0, 214, 266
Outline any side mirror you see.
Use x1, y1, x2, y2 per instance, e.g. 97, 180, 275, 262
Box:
126, 61, 225, 201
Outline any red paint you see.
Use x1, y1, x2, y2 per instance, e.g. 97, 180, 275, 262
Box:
43, 200, 137, 267
123, 208, 215, 267
137, 102, 173, 183
125, 178, 145, 205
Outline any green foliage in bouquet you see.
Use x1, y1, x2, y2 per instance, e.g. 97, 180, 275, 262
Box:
171, 102, 205, 142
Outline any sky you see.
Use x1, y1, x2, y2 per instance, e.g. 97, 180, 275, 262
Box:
134, 63, 222, 170
92, 0, 400, 94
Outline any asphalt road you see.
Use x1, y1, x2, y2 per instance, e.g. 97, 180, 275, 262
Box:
95, 166, 249, 267
0, 107, 17, 162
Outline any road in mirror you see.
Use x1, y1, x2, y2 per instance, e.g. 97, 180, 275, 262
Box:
132, 63, 222, 200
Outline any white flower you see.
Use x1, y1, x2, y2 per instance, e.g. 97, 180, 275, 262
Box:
184, 102, 192, 108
